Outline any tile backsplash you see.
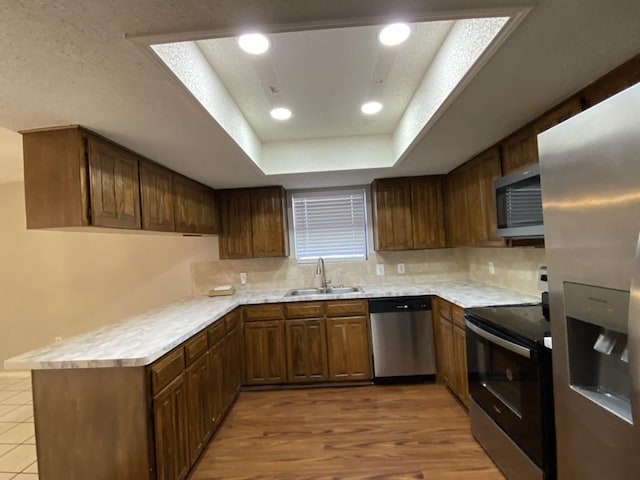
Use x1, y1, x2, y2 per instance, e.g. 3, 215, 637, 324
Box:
467, 247, 546, 296
192, 238, 546, 296
192, 247, 468, 294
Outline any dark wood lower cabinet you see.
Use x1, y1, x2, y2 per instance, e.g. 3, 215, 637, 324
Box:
153, 373, 190, 480
186, 353, 211, 465
432, 298, 469, 406
285, 318, 329, 382
244, 320, 287, 385
326, 316, 373, 381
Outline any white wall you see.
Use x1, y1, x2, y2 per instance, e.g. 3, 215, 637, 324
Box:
0, 181, 218, 367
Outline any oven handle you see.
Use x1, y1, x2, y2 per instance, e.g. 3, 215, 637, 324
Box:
465, 319, 531, 358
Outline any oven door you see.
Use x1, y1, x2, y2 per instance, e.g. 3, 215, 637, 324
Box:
465, 316, 545, 468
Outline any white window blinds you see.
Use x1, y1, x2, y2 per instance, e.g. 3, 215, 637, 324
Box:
291, 189, 368, 262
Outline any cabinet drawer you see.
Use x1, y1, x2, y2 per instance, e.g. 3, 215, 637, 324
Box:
325, 300, 368, 317
151, 347, 185, 394
244, 304, 284, 321
207, 319, 226, 347
284, 302, 324, 319
452, 305, 465, 329
184, 331, 208, 366
438, 298, 452, 320
225, 308, 241, 333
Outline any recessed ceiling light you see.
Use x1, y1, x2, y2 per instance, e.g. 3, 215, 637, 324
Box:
361, 101, 383, 115
270, 107, 292, 120
379, 23, 411, 46
238, 33, 270, 55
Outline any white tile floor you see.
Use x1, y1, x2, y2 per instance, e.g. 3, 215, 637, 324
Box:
0, 373, 38, 479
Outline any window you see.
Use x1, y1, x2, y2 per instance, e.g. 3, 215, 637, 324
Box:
291, 188, 368, 262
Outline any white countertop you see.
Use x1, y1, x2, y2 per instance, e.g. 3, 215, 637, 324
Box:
4, 280, 539, 370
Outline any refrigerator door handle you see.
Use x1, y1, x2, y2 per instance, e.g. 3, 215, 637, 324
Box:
627, 233, 640, 425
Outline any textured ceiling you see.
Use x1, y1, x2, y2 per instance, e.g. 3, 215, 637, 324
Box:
0, 1, 639, 189
196, 21, 453, 142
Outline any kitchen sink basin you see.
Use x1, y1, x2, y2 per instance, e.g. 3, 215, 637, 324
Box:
285, 286, 363, 297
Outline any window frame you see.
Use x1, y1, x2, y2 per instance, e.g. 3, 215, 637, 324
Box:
287, 186, 370, 264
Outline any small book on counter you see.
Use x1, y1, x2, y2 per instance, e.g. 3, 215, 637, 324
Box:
207, 285, 236, 297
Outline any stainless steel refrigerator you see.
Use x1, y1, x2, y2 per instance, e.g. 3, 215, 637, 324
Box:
538, 82, 640, 479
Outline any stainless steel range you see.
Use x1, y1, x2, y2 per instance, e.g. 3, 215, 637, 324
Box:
465, 304, 555, 480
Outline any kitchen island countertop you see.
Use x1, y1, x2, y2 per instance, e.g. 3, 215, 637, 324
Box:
4, 280, 538, 370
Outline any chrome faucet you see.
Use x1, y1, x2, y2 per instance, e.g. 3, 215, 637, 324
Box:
316, 257, 330, 290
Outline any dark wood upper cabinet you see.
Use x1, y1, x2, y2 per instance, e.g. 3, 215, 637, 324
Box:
22, 125, 219, 236
197, 185, 220, 235
172, 174, 200, 234
87, 136, 141, 229
371, 176, 445, 251
582, 53, 640, 109
500, 125, 539, 177
411, 176, 446, 249
371, 178, 413, 251
444, 147, 504, 247
22, 126, 142, 230
219, 186, 288, 259
534, 96, 583, 135
219, 189, 253, 259
140, 160, 175, 232
251, 187, 289, 258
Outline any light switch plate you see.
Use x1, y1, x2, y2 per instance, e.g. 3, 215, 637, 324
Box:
240, 272, 248, 285
397, 263, 405, 274
376, 264, 384, 276
488, 262, 495, 275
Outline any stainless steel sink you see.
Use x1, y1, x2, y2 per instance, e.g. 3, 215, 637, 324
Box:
284, 286, 363, 297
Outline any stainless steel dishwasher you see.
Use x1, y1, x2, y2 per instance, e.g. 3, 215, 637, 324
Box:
369, 296, 436, 382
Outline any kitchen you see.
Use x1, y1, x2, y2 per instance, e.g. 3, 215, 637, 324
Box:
1, 0, 639, 479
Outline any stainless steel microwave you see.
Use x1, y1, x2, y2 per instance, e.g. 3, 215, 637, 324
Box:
494, 164, 544, 238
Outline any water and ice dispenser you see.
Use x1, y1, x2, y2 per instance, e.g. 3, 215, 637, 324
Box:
564, 282, 633, 424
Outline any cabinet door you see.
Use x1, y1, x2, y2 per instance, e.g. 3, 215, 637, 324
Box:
501, 126, 539, 176
219, 189, 253, 259
243, 320, 287, 385
437, 315, 454, 388
87, 136, 141, 229
172, 174, 199, 233
582, 55, 640, 108
207, 342, 224, 429
285, 318, 329, 382
186, 353, 210, 465
250, 187, 289, 258
371, 178, 414, 251
476, 148, 506, 246
326, 316, 372, 381
534, 96, 582, 135
444, 168, 471, 247
197, 185, 220, 235
153, 374, 190, 480
140, 160, 175, 232
411, 176, 446, 249
453, 324, 470, 405
232, 323, 244, 393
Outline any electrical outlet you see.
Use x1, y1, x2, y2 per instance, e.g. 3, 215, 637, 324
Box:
376, 264, 385, 276
240, 272, 248, 285
488, 262, 495, 275
55, 337, 62, 343
397, 263, 405, 274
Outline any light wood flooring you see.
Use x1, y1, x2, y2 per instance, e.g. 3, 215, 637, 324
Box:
190, 384, 505, 480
